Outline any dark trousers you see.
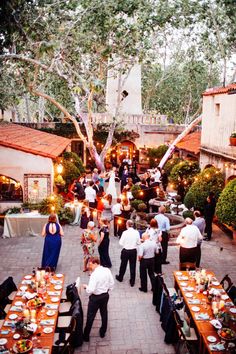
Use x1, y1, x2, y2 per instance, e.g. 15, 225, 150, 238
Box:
161, 231, 169, 263
196, 244, 201, 268
113, 215, 119, 236
205, 217, 213, 240
84, 292, 109, 338
140, 257, 155, 292
154, 252, 162, 274
118, 248, 137, 285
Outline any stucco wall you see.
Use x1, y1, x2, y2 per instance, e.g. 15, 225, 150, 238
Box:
0, 146, 54, 205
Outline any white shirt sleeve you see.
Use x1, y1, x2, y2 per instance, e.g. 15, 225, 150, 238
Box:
176, 229, 184, 244
108, 270, 115, 291
86, 272, 97, 295
119, 232, 125, 248
138, 244, 144, 257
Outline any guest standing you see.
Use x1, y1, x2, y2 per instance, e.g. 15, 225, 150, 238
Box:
193, 210, 206, 267
81, 221, 97, 272
138, 233, 160, 292
160, 169, 168, 192
101, 194, 113, 222
98, 219, 112, 268
154, 206, 170, 264
112, 198, 122, 237
85, 181, 96, 210
41, 214, 63, 270
120, 165, 129, 192
118, 198, 132, 237
83, 257, 114, 341
146, 219, 162, 274
176, 218, 203, 265
116, 220, 140, 287
80, 200, 91, 229
204, 192, 216, 241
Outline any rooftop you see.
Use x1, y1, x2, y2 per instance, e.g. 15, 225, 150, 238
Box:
0, 122, 71, 159
203, 83, 236, 96
176, 131, 201, 155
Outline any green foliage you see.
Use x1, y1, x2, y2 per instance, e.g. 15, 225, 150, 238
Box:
39, 194, 64, 215
170, 160, 200, 189
164, 157, 183, 175
216, 179, 236, 229
131, 185, 141, 199
54, 174, 66, 186
182, 210, 194, 220
62, 152, 85, 173
184, 167, 225, 211
58, 207, 74, 224
147, 145, 168, 167
130, 199, 145, 211
5, 207, 22, 214
61, 160, 80, 188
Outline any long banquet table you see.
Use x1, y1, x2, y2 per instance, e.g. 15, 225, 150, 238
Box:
174, 270, 236, 354
0, 273, 65, 353
3, 213, 48, 238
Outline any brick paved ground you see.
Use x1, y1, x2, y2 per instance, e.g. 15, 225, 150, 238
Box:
0, 220, 236, 354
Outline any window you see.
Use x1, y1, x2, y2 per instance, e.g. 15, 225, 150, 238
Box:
215, 103, 220, 117
0, 175, 23, 202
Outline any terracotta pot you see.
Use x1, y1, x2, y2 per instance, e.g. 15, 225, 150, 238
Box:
229, 137, 236, 146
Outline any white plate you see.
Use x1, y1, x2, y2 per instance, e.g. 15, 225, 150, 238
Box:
207, 336, 217, 343
15, 301, 23, 306
230, 308, 236, 314
180, 282, 187, 286
186, 287, 195, 291
176, 271, 182, 275
0, 339, 7, 345
20, 286, 28, 291
51, 297, 59, 303
43, 327, 53, 334
56, 274, 63, 278
9, 314, 18, 320
221, 294, 229, 300
54, 285, 62, 290
13, 334, 20, 340
24, 275, 32, 280
46, 310, 56, 317
182, 276, 189, 280
212, 281, 220, 286
185, 293, 193, 298
191, 306, 200, 312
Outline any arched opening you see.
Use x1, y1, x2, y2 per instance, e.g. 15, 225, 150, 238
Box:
0, 175, 23, 202
226, 175, 236, 183
204, 164, 214, 169
116, 140, 138, 165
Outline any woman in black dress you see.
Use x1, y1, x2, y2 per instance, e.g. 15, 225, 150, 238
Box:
98, 219, 112, 268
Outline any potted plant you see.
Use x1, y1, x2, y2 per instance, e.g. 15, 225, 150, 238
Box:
229, 132, 236, 146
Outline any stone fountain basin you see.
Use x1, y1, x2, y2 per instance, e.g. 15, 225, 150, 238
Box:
147, 213, 185, 238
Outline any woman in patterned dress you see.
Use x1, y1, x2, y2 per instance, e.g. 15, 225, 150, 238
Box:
81, 221, 97, 271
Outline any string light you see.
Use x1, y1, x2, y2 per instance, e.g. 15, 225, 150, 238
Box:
50, 195, 55, 201
140, 191, 144, 196
51, 206, 55, 212
117, 219, 122, 225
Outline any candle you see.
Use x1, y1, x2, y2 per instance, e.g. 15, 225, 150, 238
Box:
213, 307, 218, 315
36, 271, 41, 282
219, 300, 225, 310
31, 309, 36, 323
201, 269, 206, 277
41, 270, 45, 281
23, 309, 30, 321
212, 301, 217, 310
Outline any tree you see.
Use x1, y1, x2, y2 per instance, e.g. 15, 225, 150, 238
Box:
0, 0, 177, 170
184, 167, 225, 211
216, 179, 236, 229
170, 160, 200, 191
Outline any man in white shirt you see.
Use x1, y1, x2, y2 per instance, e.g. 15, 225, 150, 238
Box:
138, 233, 160, 293
176, 218, 203, 264
83, 257, 114, 341
112, 198, 122, 237
115, 220, 140, 287
85, 181, 96, 209
154, 206, 170, 264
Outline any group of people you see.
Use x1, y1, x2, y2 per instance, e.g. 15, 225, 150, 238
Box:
40, 163, 218, 344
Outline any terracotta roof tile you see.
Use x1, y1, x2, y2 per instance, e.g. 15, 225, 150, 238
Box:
0, 123, 71, 159
203, 83, 236, 96
176, 131, 201, 155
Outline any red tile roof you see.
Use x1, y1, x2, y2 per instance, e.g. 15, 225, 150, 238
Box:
203, 83, 236, 96
0, 123, 71, 159
176, 131, 201, 155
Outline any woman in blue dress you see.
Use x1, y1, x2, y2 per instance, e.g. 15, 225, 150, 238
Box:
41, 214, 63, 270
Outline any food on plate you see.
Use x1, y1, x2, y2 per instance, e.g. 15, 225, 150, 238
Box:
27, 297, 43, 308
218, 328, 236, 340
14, 339, 32, 353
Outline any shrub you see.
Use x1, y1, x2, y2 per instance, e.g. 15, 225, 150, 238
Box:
131, 185, 141, 199
39, 194, 64, 215
58, 207, 74, 224
182, 210, 194, 220
62, 151, 85, 173
147, 145, 168, 167
164, 157, 183, 175
216, 179, 236, 229
184, 167, 225, 211
170, 160, 200, 188
131, 199, 145, 211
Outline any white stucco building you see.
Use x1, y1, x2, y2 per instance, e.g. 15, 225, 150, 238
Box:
200, 83, 236, 180
0, 123, 71, 212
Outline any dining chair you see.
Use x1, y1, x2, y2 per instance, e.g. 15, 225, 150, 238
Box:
53, 316, 77, 354
173, 309, 198, 354
220, 274, 233, 292
179, 262, 196, 271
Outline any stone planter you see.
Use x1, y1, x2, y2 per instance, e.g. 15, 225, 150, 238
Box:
229, 137, 236, 146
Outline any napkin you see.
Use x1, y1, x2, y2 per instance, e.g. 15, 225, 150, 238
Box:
48, 291, 60, 296
21, 280, 32, 285
26, 323, 37, 333
188, 299, 200, 304
195, 313, 210, 320
50, 280, 62, 285
209, 343, 225, 351
22, 292, 37, 300
33, 349, 50, 354
177, 276, 189, 281
210, 319, 222, 329
45, 304, 58, 310
183, 287, 195, 292
10, 306, 23, 312
40, 319, 55, 326
3, 321, 15, 327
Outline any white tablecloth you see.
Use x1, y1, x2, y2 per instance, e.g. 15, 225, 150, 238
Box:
3, 212, 49, 238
